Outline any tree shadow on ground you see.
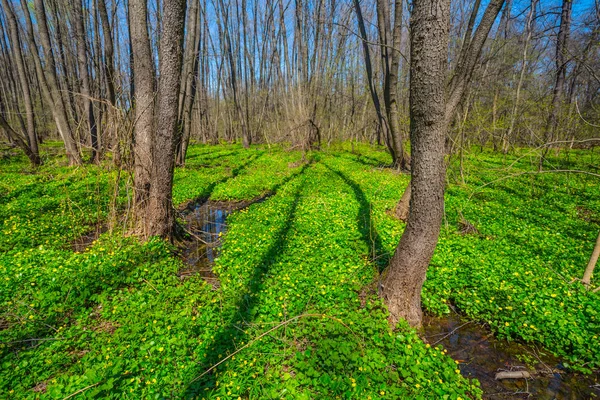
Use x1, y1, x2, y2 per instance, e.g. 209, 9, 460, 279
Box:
322, 163, 388, 272
329, 151, 391, 169
183, 163, 311, 398
176, 152, 265, 208
183, 149, 243, 166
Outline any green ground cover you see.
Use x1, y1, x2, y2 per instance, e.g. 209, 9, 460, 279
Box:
0, 142, 598, 398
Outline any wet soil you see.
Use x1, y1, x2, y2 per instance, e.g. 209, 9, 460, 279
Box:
423, 314, 600, 399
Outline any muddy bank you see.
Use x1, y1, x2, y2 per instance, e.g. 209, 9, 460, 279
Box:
423, 314, 600, 399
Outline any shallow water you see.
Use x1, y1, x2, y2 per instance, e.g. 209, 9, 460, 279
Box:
423, 314, 600, 399
178, 202, 235, 288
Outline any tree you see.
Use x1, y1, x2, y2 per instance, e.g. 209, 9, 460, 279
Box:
130, 0, 157, 231
540, 0, 573, 169
382, 0, 505, 327
145, 0, 187, 238
354, 0, 409, 169
381, 0, 451, 328
21, 0, 83, 165
72, 0, 98, 162
0, 0, 40, 166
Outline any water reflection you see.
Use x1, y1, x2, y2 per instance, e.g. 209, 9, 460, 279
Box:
423, 314, 599, 399
179, 202, 236, 288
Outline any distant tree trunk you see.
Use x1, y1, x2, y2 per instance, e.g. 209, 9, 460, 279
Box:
98, 0, 116, 106
582, 232, 600, 286
376, 0, 409, 170
130, 0, 156, 232
1, 0, 40, 166
72, 0, 99, 163
97, 0, 119, 164
146, 0, 186, 238
382, 0, 451, 328
503, 0, 537, 154
0, 95, 39, 164
353, 0, 392, 155
25, 0, 82, 165
176, 0, 201, 166
540, 0, 572, 169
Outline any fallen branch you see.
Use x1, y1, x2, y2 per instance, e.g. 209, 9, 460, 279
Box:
61, 382, 100, 400
187, 313, 358, 385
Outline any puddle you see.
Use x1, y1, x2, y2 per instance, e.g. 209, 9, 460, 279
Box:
177, 196, 268, 288
423, 314, 600, 398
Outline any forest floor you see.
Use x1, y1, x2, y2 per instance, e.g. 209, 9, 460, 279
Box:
1, 142, 599, 399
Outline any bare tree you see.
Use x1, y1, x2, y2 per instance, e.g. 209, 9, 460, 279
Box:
130, 0, 156, 230
540, 0, 573, 169
1, 0, 40, 166
21, 0, 82, 165
383, 0, 505, 327
381, 0, 451, 327
145, 0, 187, 238
72, 0, 99, 162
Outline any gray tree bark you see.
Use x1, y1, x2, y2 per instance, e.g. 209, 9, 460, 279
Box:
540, 0, 572, 169
146, 0, 187, 238
72, 0, 99, 162
25, 0, 82, 165
1, 0, 40, 166
382, 0, 451, 328
130, 0, 156, 231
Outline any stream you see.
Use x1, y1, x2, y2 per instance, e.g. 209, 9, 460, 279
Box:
177, 201, 599, 398
424, 315, 600, 399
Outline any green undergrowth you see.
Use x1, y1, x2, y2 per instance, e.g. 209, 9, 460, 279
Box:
425, 148, 600, 373
0, 142, 598, 399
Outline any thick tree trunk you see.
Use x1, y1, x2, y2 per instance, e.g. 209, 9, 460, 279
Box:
382, 0, 450, 328
146, 0, 186, 238
391, 0, 505, 223
130, 0, 156, 232
1, 0, 40, 166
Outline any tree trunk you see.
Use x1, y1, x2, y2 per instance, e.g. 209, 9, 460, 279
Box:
503, 0, 537, 154
382, 0, 451, 328
392, 0, 505, 223
582, 232, 600, 286
25, 0, 82, 165
540, 0, 572, 170
72, 0, 99, 163
130, 0, 156, 232
353, 0, 394, 159
146, 0, 186, 239
1, 0, 40, 166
